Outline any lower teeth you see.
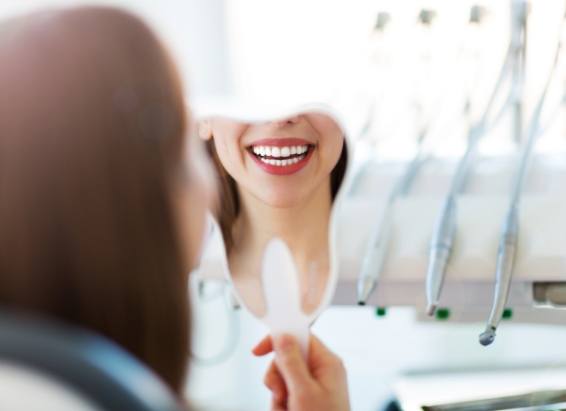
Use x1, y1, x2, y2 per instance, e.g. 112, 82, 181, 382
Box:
259, 155, 305, 166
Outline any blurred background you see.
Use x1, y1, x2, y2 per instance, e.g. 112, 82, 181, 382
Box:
2, 1, 566, 410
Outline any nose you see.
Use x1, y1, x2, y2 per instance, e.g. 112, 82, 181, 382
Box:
269, 115, 301, 128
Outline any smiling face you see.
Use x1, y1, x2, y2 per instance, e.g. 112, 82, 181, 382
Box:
203, 113, 344, 208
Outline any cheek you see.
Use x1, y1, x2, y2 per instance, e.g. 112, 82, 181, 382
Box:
213, 137, 245, 179
306, 114, 344, 174
210, 121, 249, 178
320, 136, 344, 173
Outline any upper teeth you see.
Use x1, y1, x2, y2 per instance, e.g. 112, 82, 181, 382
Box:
252, 145, 309, 158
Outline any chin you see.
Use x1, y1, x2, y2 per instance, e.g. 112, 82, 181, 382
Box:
255, 188, 307, 209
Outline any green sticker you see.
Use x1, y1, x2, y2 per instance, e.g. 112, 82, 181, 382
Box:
503, 308, 513, 320
436, 308, 450, 320
376, 307, 387, 317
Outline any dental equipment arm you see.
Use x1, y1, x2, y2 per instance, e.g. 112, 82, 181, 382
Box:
510, 0, 528, 145
359, 6, 488, 307
480, 13, 566, 345
425, 37, 516, 315
357, 144, 427, 305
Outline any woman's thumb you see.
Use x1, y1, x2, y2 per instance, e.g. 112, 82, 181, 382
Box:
273, 334, 312, 391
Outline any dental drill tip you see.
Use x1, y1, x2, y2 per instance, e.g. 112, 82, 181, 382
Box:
357, 277, 376, 306
479, 326, 496, 346
426, 304, 437, 316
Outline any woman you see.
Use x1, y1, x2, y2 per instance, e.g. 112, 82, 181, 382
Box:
0, 6, 350, 411
199, 113, 347, 315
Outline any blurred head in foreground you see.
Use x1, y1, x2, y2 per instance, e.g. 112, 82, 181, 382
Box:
0, 6, 213, 393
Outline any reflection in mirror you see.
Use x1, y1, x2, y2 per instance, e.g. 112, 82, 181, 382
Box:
198, 112, 347, 318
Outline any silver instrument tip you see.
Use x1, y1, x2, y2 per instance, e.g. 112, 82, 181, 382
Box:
479, 326, 496, 346
357, 277, 376, 307
426, 304, 437, 316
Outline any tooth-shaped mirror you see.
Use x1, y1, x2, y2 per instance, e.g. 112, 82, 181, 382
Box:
197, 106, 350, 326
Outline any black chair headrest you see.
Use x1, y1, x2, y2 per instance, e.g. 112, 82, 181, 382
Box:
0, 313, 184, 411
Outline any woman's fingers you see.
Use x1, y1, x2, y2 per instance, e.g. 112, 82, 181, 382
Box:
264, 360, 287, 409
257, 333, 351, 411
309, 334, 343, 370
273, 334, 313, 393
252, 335, 273, 356
264, 361, 286, 394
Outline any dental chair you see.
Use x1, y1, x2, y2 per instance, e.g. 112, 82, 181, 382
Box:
0, 313, 184, 411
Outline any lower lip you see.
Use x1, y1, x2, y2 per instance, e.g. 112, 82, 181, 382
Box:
248, 148, 314, 176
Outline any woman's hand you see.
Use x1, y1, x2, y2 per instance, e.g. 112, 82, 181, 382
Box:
253, 334, 350, 411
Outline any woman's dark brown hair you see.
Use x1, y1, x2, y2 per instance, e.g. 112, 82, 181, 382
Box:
0, 7, 189, 393
207, 133, 348, 252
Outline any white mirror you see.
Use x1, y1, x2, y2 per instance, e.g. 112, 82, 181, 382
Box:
198, 108, 350, 327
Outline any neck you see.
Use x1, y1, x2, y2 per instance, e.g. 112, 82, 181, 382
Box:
231, 180, 332, 278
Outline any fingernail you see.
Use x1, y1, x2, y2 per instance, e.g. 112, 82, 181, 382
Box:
274, 334, 295, 353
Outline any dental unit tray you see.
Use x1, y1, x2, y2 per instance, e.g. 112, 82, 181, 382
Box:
422, 390, 566, 411
331, 153, 566, 324
394, 365, 566, 411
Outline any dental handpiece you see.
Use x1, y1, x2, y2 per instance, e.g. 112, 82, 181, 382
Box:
425, 33, 518, 315
425, 123, 483, 315
357, 206, 393, 305
357, 19, 441, 305
480, 15, 565, 345
480, 135, 534, 346
358, 7, 449, 306
426, 195, 457, 315
357, 150, 426, 305
479, 205, 518, 346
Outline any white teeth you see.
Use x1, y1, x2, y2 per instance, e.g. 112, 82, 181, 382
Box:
251, 145, 309, 156
251, 144, 310, 163
259, 154, 306, 166
271, 147, 281, 158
